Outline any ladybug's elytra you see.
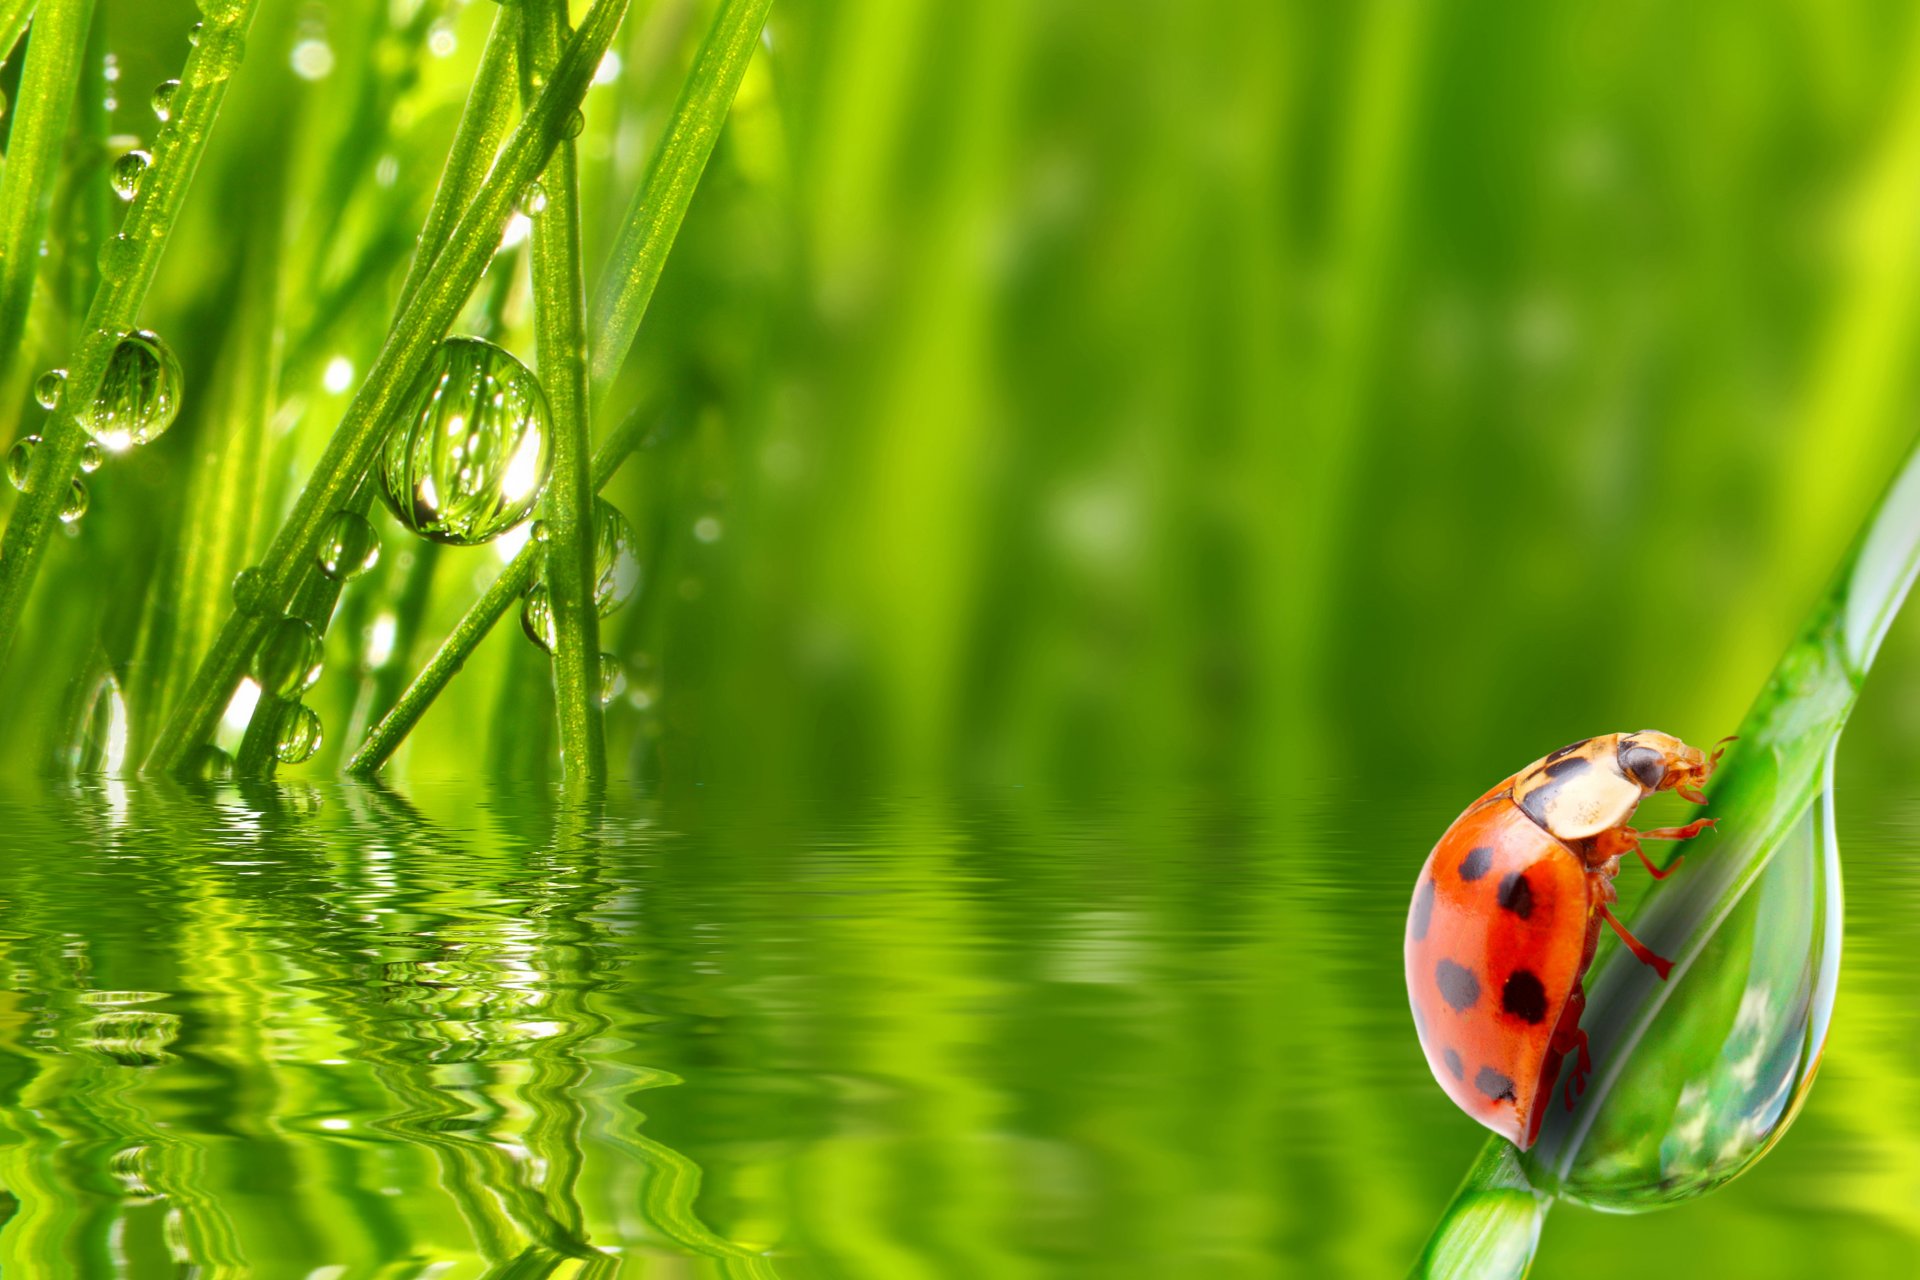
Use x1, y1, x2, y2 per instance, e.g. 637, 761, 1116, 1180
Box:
1404, 731, 1728, 1150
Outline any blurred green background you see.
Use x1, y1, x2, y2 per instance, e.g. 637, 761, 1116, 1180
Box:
3, 0, 1920, 1275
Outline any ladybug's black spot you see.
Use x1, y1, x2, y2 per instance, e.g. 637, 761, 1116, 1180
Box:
1502, 970, 1549, 1023
1498, 872, 1535, 920
1458, 846, 1494, 881
1435, 959, 1480, 1012
1410, 877, 1435, 942
1620, 740, 1666, 790
1544, 753, 1591, 779
1546, 738, 1590, 763
1443, 1048, 1465, 1080
1476, 1066, 1517, 1103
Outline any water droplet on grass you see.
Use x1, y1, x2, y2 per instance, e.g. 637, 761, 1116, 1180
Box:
591, 500, 640, 614
78, 329, 184, 451
7, 436, 38, 491
316, 509, 380, 581
520, 584, 555, 652
35, 369, 66, 409
377, 336, 552, 546
519, 181, 548, 215
231, 566, 267, 613
598, 653, 627, 704
60, 479, 88, 524
273, 704, 322, 764
152, 79, 179, 121
252, 616, 323, 699
80, 442, 104, 474
110, 149, 151, 201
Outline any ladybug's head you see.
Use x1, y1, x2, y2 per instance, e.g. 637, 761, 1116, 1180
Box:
1617, 732, 1733, 806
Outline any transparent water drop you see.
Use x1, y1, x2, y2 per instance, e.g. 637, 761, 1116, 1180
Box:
564, 109, 584, 139
376, 336, 553, 546
590, 499, 641, 615
151, 79, 180, 121
187, 22, 202, 47
251, 616, 323, 699
316, 509, 380, 581
598, 652, 627, 705
77, 329, 184, 451
110, 149, 151, 201
70, 670, 130, 775
531, 519, 550, 544
273, 703, 322, 764
61, 479, 88, 524
35, 368, 66, 410
80, 442, 104, 474
518, 181, 548, 215
7, 436, 39, 492
231, 566, 267, 613
520, 583, 555, 652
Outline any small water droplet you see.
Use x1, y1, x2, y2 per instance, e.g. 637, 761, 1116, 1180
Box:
531, 519, 550, 544
79, 441, 105, 474
316, 509, 380, 581
251, 616, 323, 699
60, 479, 89, 524
518, 181, 548, 215
521, 585, 556, 652
231, 566, 267, 613
273, 703, 322, 764
78, 329, 184, 451
377, 337, 553, 546
35, 369, 66, 409
151, 79, 180, 121
591, 500, 642, 615
598, 652, 627, 705
71, 670, 129, 774
110, 150, 151, 201
7, 436, 39, 492
564, 109, 585, 139
187, 22, 202, 47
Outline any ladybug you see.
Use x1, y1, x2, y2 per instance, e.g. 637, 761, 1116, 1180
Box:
1404, 731, 1729, 1149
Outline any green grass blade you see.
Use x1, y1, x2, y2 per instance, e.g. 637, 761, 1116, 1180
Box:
1412, 425, 1920, 1271
0, 2, 35, 65
522, 0, 605, 786
347, 0, 773, 775
145, 0, 633, 777
0, 0, 95, 396
0, 0, 254, 674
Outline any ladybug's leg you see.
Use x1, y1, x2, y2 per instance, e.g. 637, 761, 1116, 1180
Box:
1598, 903, 1674, 980
1550, 986, 1593, 1110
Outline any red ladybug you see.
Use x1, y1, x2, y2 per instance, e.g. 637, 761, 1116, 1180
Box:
1404, 731, 1728, 1149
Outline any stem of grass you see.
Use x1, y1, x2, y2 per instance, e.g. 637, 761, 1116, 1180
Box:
0, 0, 258, 676
346, 0, 774, 776
0, 2, 36, 66
0, 0, 96, 393
522, 0, 605, 786
145, 0, 632, 777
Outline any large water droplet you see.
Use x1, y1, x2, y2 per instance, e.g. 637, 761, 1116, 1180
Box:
598, 652, 627, 704
377, 336, 552, 546
77, 330, 184, 451
60, 479, 89, 524
70, 670, 130, 775
520, 583, 555, 652
273, 703, 322, 764
316, 509, 380, 581
7, 436, 39, 492
251, 616, 323, 699
151, 79, 180, 121
35, 369, 66, 410
110, 150, 151, 201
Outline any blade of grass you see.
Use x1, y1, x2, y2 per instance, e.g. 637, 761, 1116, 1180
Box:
0, 0, 253, 673
0, 0, 95, 396
0, 2, 35, 66
522, 0, 605, 786
347, 0, 773, 775
145, 0, 633, 777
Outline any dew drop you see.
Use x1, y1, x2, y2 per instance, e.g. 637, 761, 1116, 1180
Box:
316, 509, 380, 581
273, 703, 322, 764
110, 150, 151, 201
188, 22, 202, 47
564, 109, 585, 139
252, 616, 323, 699
231, 566, 267, 613
377, 336, 553, 546
71, 670, 129, 775
531, 519, 550, 544
520, 584, 555, 653
35, 369, 67, 410
590, 500, 642, 616
518, 181, 548, 215
598, 652, 627, 705
77, 329, 184, 451
60, 479, 89, 524
152, 79, 180, 121
7, 436, 39, 492
80, 442, 104, 474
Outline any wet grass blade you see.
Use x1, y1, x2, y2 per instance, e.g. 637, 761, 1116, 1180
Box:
347, 0, 773, 775
1409, 426, 1920, 1276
